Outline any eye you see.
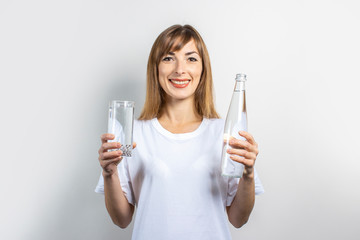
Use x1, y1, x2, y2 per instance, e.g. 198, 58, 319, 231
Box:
162, 56, 173, 61
188, 57, 198, 62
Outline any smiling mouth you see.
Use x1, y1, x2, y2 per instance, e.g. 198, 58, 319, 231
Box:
169, 79, 191, 88
169, 79, 190, 84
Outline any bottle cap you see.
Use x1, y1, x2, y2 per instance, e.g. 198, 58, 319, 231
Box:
235, 73, 247, 81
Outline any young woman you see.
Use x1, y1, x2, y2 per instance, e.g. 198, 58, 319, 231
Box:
95, 24, 264, 239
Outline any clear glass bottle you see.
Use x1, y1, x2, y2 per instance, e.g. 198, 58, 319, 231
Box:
221, 73, 248, 178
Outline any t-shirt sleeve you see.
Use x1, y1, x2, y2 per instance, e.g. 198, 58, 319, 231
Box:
94, 157, 136, 206
226, 168, 265, 206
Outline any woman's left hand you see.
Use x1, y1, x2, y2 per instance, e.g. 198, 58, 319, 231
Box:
227, 131, 259, 177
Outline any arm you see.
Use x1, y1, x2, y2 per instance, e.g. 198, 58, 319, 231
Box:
226, 172, 255, 228
103, 172, 134, 228
99, 134, 135, 228
225, 131, 259, 228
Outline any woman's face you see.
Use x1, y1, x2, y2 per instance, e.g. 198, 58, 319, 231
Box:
158, 39, 203, 102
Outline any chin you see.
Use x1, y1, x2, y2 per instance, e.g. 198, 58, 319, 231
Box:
169, 94, 195, 101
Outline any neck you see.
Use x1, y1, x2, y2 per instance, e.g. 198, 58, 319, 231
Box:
158, 97, 202, 124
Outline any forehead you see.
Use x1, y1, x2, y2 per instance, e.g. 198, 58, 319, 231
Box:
169, 39, 199, 53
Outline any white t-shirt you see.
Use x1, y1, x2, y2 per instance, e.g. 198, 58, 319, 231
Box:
95, 118, 264, 240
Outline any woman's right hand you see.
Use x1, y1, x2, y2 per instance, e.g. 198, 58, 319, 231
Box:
98, 133, 123, 177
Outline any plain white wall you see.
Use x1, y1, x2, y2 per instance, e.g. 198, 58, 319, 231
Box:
1, 0, 359, 239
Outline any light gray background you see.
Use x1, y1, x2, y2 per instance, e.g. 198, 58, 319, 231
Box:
1, 0, 359, 239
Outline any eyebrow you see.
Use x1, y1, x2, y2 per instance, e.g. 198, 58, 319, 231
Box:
168, 51, 200, 56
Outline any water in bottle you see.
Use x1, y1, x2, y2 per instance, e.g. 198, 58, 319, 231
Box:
221, 73, 248, 178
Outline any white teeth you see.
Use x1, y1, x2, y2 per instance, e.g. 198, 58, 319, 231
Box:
170, 80, 190, 85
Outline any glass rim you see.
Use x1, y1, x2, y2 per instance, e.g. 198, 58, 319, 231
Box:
109, 100, 134, 107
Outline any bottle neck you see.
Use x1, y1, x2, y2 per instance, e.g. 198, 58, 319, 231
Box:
234, 80, 246, 92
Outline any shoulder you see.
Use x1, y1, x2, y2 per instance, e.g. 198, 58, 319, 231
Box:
133, 118, 154, 132
203, 118, 225, 133
206, 118, 224, 124
134, 119, 153, 126
205, 118, 225, 127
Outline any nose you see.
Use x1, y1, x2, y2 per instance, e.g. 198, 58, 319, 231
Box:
174, 60, 185, 75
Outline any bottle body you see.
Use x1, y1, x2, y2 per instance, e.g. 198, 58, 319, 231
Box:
221, 74, 248, 178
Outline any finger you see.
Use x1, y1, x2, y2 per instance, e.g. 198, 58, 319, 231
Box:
239, 131, 256, 145
99, 150, 123, 160
227, 148, 257, 160
229, 138, 255, 152
223, 133, 235, 143
230, 155, 255, 168
101, 133, 115, 144
133, 142, 137, 149
101, 156, 122, 165
98, 142, 121, 154
101, 157, 122, 168
227, 148, 247, 157
103, 142, 121, 151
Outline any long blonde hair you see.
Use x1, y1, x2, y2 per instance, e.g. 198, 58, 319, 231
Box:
139, 24, 219, 120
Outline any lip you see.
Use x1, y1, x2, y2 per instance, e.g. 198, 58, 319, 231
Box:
169, 79, 191, 88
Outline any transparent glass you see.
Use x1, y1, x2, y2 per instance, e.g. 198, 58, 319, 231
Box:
108, 100, 134, 157
221, 74, 248, 178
